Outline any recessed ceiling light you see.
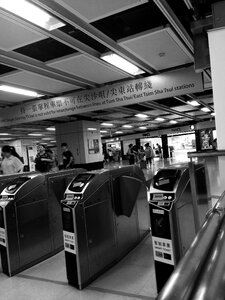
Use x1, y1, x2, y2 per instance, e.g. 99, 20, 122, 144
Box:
28, 133, 43, 136
155, 117, 165, 122
187, 100, 200, 107
169, 120, 178, 124
0, 85, 43, 97
0, 138, 13, 140
0, 133, 11, 136
201, 107, 211, 112
135, 113, 148, 118
101, 53, 145, 76
115, 131, 123, 134
87, 128, 97, 131
46, 127, 56, 131
101, 123, 113, 127
50, 140, 56, 143
100, 130, 108, 133
139, 126, 147, 130
211, 112, 215, 116
122, 125, 133, 128
0, 0, 65, 31
42, 137, 53, 140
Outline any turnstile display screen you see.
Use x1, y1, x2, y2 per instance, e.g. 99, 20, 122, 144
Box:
68, 174, 94, 193
5, 177, 31, 194
153, 170, 181, 191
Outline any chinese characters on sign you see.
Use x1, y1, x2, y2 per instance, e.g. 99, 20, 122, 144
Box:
0, 67, 203, 127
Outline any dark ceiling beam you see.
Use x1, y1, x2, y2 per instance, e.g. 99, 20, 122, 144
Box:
0, 10, 131, 78
30, 0, 157, 74
0, 49, 96, 89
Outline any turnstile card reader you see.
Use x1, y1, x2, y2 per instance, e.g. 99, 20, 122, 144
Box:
61, 166, 150, 289
149, 164, 209, 293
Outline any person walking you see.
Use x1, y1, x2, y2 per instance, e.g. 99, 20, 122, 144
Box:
61, 143, 74, 169
127, 144, 136, 165
35, 144, 53, 173
1, 145, 24, 175
145, 143, 154, 168
156, 143, 162, 159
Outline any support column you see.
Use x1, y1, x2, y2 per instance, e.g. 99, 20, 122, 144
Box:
195, 130, 201, 152
208, 27, 225, 187
56, 120, 104, 170
161, 134, 169, 159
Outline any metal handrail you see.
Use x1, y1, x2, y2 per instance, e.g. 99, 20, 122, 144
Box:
157, 192, 225, 300
187, 150, 225, 159
191, 215, 225, 300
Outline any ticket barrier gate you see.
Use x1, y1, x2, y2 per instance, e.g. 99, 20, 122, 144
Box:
149, 164, 209, 293
0, 169, 85, 276
61, 165, 150, 289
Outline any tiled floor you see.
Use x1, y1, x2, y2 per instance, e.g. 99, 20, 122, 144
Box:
0, 235, 157, 300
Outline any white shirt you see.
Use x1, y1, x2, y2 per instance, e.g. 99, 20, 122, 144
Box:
1, 156, 24, 175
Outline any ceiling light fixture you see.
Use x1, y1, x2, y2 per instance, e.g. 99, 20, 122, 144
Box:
50, 140, 56, 143
187, 100, 200, 107
87, 128, 97, 131
101, 53, 145, 76
169, 120, 178, 124
0, 0, 65, 31
0, 138, 13, 140
101, 123, 113, 127
155, 117, 165, 122
46, 127, 56, 131
211, 112, 215, 116
0, 133, 11, 136
201, 107, 211, 113
100, 130, 108, 133
135, 113, 148, 118
115, 131, 123, 134
139, 126, 147, 130
42, 137, 53, 140
122, 125, 133, 128
28, 133, 43, 136
0, 85, 43, 97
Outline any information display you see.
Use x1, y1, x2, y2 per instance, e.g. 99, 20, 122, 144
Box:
152, 236, 175, 265
63, 230, 76, 255
0, 227, 6, 247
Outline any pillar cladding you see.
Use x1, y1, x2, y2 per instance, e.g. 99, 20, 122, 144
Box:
161, 134, 169, 159
56, 120, 103, 168
208, 28, 225, 186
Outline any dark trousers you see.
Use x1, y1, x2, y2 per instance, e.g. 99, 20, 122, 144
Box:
146, 157, 152, 165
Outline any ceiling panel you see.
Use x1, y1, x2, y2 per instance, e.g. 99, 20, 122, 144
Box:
165, 114, 184, 119
49, 54, 129, 84
0, 71, 79, 94
187, 111, 207, 116
145, 110, 170, 116
0, 14, 46, 51
173, 106, 196, 112
120, 27, 193, 70
54, 0, 148, 22
0, 91, 34, 103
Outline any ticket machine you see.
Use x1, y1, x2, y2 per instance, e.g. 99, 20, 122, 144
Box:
61, 166, 150, 289
149, 164, 209, 292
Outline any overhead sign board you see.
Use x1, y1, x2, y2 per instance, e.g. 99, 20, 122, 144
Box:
0, 67, 203, 127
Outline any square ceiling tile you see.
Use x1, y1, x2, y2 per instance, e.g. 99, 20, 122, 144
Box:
0, 14, 46, 51
0, 91, 34, 103
173, 105, 195, 112
1, 71, 78, 94
54, 0, 148, 22
49, 54, 129, 84
120, 26, 193, 70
